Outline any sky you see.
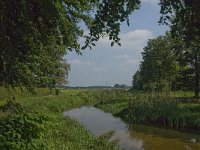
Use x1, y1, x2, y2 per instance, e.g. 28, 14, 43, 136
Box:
65, 0, 169, 87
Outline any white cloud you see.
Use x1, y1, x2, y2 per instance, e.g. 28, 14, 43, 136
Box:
115, 54, 139, 66
93, 66, 109, 72
120, 29, 153, 49
85, 61, 95, 66
67, 29, 154, 86
97, 29, 153, 50
121, 30, 153, 41
70, 59, 82, 65
142, 0, 159, 4
69, 59, 94, 66
81, 29, 153, 51
115, 54, 130, 60
124, 59, 139, 65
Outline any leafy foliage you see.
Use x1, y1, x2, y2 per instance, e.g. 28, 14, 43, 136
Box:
159, 0, 200, 97
95, 90, 200, 130
132, 33, 178, 92
0, 0, 141, 90
0, 89, 120, 149
84, 0, 141, 48
0, 102, 48, 150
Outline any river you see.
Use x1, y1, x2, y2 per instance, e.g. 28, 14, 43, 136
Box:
64, 106, 200, 150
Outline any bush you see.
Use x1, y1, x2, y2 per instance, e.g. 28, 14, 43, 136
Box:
0, 103, 48, 150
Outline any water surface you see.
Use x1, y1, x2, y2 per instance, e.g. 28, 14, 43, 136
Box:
64, 106, 200, 150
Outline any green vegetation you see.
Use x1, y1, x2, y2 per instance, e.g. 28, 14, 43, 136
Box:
0, 89, 117, 150
172, 91, 194, 98
132, 33, 178, 92
132, 31, 200, 97
1, 0, 200, 149
0, 88, 199, 149
0, 0, 141, 91
160, 0, 200, 97
95, 90, 200, 131
132, 1, 200, 97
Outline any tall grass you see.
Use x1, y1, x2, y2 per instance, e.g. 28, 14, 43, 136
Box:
0, 89, 118, 150
0, 87, 57, 101
121, 95, 200, 129
172, 90, 194, 98
95, 90, 200, 130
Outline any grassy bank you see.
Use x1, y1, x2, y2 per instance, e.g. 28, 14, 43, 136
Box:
95, 90, 200, 131
0, 88, 117, 150
1, 88, 200, 149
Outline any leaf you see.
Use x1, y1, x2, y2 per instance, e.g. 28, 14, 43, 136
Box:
111, 42, 114, 47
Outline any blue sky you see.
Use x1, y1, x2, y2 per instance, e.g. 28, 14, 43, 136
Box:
66, 0, 168, 87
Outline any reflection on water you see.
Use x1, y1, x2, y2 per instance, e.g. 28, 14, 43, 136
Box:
129, 125, 200, 150
64, 106, 200, 150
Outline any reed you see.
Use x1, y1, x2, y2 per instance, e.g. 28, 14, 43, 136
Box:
95, 91, 200, 130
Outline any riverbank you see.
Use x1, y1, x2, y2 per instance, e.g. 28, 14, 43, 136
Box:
95, 90, 200, 131
65, 106, 200, 150
0, 89, 117, 149
1, 88, 200, 149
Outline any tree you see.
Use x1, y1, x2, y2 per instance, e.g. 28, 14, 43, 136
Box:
172, 65, 194, 91
136, 34, 178, 93
114, 84, 120, 88
0, 0, 141, 91
159, 0, 200, 97
132, 70, 143, 91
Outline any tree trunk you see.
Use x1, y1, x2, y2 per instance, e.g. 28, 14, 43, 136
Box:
194, 54, 199, 98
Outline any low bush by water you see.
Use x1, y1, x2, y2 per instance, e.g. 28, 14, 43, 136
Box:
95, 90, 200, 131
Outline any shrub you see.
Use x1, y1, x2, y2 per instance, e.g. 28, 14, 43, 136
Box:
0, 103, 48, 150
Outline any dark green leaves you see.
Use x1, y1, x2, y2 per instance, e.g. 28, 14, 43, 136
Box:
133, 33, 178, 92
83, 0, 141, 48
0, 0, 141, 89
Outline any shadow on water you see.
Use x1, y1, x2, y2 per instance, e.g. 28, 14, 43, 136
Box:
64, 106, 200, 150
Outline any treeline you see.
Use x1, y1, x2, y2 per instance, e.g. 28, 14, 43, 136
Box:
132, 1, 200, 97
132, 32, 199, 96
0, 0, 141, 92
